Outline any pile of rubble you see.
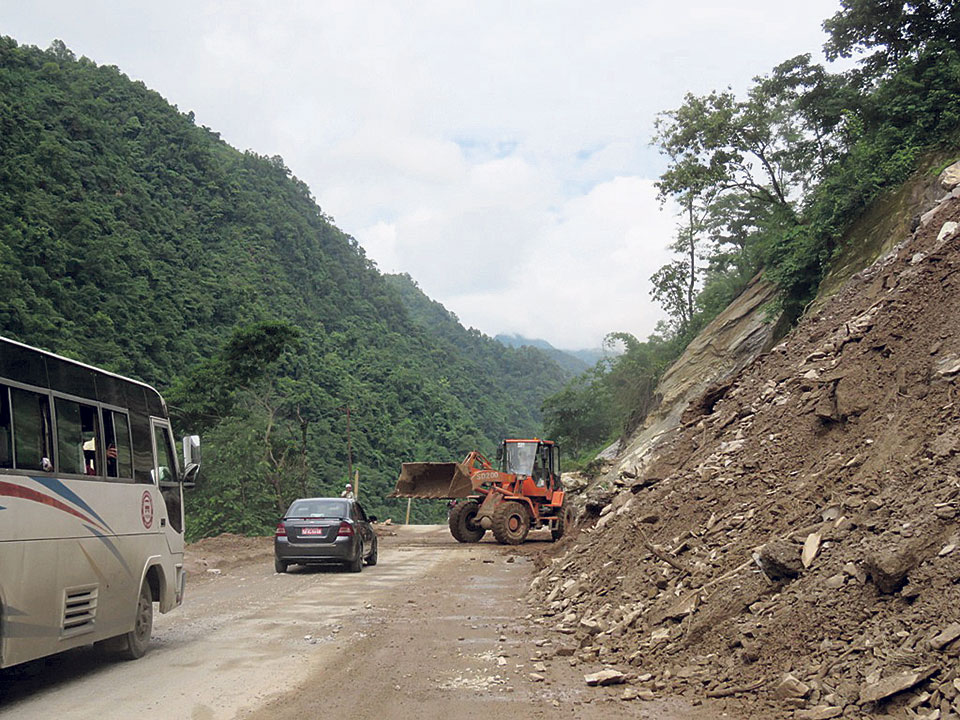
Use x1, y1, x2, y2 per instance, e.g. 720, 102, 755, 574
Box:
532, 167, 960, 718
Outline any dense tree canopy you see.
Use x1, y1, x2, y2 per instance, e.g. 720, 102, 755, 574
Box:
0, 37, 571, 536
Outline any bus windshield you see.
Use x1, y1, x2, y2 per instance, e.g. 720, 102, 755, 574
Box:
502, 442, 537, 476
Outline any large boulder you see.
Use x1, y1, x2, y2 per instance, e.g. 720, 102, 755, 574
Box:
938, 160, 960, 191
862, 544, 918, 594
756, 540, 802, 581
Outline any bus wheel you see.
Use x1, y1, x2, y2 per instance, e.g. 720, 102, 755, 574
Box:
116, 582, 154, 660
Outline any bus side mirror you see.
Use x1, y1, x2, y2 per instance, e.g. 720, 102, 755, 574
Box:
182, 435, 201, 486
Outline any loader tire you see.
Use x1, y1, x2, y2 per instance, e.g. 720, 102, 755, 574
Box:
492, 501, 530, 545
551, 503, 573, 541
449, 500, 485, 543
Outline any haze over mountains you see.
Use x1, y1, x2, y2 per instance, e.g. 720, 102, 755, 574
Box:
494, 333, 610, 374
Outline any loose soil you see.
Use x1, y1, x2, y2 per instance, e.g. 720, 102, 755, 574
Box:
531, 196, 960, 718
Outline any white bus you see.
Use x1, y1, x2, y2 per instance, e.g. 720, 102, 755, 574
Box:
0, 336, 200, 668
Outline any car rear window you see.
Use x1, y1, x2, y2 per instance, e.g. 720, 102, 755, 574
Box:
287, 499, 348, 518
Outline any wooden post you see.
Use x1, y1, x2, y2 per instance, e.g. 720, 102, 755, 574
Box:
344, 406, 352, 484
354, 469, 360, 500
405, 498, 412, 525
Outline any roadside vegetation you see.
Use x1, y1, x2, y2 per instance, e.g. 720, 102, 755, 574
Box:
544, 0, 960, 461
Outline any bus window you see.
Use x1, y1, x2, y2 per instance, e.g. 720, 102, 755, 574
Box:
153, 424, 177, 486
11, 388, 53, 471
55, 398, 102, 476
0, 386, 11, 468
103, 410, 133, 479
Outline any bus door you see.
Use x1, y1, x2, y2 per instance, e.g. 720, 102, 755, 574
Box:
150, 418, 184, 555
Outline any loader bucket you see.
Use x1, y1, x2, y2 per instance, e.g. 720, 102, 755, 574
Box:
390, 462, 474, 499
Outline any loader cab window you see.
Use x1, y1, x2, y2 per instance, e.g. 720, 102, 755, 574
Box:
532, 453, 545, 487
502, 442, 537, 477
536, 445, 553, 487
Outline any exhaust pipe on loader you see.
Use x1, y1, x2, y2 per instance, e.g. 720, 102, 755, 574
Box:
390, 461, 475, 499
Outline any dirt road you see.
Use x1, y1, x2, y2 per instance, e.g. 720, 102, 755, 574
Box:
0, 526, 726, 719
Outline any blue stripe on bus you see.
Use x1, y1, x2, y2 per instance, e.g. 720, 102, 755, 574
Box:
34, 476, 113, 532
83, 524, 133, 576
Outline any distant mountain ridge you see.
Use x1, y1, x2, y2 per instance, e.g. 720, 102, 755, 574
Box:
494, 334, 609, 373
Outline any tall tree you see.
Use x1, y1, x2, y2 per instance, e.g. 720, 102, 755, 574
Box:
824, 0, 960, 78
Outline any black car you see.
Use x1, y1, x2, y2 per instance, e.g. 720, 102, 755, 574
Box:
274, 497, 379, 573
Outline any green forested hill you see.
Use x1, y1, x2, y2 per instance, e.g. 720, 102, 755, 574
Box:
0, 37, 568, 534
384, 273, 571, 439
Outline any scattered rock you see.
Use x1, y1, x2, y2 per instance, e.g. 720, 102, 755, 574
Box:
938, 160, 960, 190
795, 706, 844, 720
757, 540, 803, 581
858, 666, 939, 704
935, 355, 960, 378
776, 673, 811, 700
863, 544, 919, 594
584, 669, 627, 686
930, 623, 960, 650
580, 618, 602, 635
661, 592, 700, 621
802, 532, 822, 569
938, 221, 959, 245
824, 573, 846, 589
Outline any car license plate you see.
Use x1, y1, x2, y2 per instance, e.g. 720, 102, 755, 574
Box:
302, 528, 325, 535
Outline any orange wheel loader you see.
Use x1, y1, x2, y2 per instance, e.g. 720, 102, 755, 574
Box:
390, 439, 572, 545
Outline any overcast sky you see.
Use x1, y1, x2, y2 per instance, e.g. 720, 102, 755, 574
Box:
2, 1, 843, 349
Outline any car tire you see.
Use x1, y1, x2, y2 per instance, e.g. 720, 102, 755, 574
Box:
348, 542, 363, 573
275, 556, 288, 573
365, 536, 379, 566
109, 582, 153, 661
449, 499, 485, 543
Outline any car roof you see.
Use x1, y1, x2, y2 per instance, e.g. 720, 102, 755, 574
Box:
290, 497, 353, 502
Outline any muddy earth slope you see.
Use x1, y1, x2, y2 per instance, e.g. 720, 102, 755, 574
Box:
534, 181, 960, 718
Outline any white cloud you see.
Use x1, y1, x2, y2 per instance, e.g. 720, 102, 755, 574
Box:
1, 0, 843, 347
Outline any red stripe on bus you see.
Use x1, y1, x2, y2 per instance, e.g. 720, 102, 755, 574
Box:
0, 481, 104, 531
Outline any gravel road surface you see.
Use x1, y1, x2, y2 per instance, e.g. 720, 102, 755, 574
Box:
0, 526, 727, 719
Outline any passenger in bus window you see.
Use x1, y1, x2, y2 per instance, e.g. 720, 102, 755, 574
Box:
106, 443, 118, 477
82, 437, 97, 475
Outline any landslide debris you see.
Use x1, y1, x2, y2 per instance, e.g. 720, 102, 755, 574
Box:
533, 184, 960, 717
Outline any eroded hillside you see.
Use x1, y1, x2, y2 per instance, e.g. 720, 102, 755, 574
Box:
537, 172, 960, 718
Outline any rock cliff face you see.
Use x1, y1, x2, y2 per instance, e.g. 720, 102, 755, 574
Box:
542, 162, 960, 716
614, 276, 780, 482
596, 155, 960, 494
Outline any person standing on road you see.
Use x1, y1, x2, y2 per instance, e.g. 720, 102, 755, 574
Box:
341, 483, 355, 499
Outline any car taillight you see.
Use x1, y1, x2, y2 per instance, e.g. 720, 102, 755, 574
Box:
275, 522, 286, 537
337, 521, 354, 537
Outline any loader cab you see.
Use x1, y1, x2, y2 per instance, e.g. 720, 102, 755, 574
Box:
499, 439, 560, 495
499, 440, 537, 477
